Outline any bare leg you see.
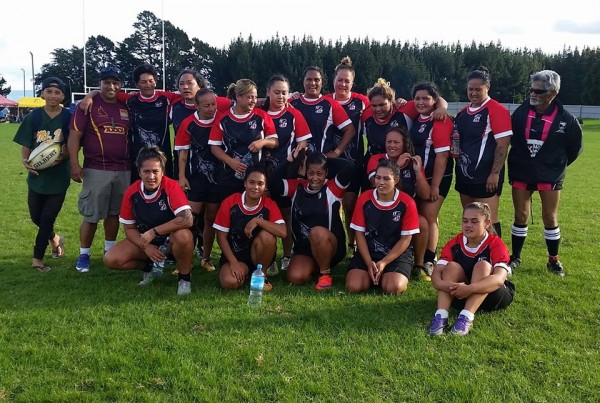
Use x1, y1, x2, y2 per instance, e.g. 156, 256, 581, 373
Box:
309, 226, 337, 274
345, 269, 371, 293
435, 262, 467, 310
287, 255, 317, 285
343, 192, 358, 247
380, 272, 409, 295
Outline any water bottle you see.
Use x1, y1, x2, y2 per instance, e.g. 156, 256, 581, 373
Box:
151, 239, 168, 276
247, 264, 265, 307
234, 152, 254, 180
450, 124, 461, 159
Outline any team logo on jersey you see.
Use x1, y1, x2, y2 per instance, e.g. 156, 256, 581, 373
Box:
279, 119, 288, 128
527, 139, 543, 158
418, 124, 427, 133
119, 109, 129, 120
97, 106, 108, 117
257, 214, 264, 220
478, 256, 488, 262
473, 114, 482, 123
557, 121, 567, 133
348, 103, 356, 111
139, 128, 161, 146
315, 105, 324, 114
155, 101, 163, 108
392, 211, 402, 222
457, 153, 474, 179
159, 200, 167, 211
249, 120, 258, 130
103, 125, 127, 134
403, 170, 412, 179
390, 120, 399, 128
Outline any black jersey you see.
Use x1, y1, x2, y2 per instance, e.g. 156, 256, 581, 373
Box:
325, 92, 369, 162
350, 188, 419, 260
361, 108, 411, 156
410, 114, 454, 179
213, 192, 284, 253
438, 233, 511, 280
454, 98, 512, 185
366, 153, 423, 199
289, 95, 352, 154
119, 176, 191, 233
174, 112, 218, 184
267, 106, 312, 170
282, 177, 347, 251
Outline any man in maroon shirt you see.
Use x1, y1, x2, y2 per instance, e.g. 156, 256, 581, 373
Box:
68, 66, 131, 272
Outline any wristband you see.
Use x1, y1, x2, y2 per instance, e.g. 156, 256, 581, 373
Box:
153, 228, 160, 237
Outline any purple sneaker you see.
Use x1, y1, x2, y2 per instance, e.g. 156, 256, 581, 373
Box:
450, 314, 473, 336
428, 314, 448, 336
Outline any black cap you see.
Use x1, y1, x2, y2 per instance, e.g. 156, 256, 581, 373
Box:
100, 66, 122, 82
41, 77, 66, 94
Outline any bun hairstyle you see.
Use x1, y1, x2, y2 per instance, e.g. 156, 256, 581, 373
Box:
194, 87, 215, 104
367, 78, 395, 102
334, 56, 355, 78
464, 202, 496, 234
176, 68, 207, 89
467, 66, 491, 85
385, 126, 415, 156
226, 78, 257, 100
411, 81, 441, 100
263, 74, 290, 111
136, 145, 167, 172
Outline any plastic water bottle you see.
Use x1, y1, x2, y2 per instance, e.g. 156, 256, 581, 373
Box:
235, 152, 254, 180
450, 124, 461, 159
247, 264, 265, 307
151, 239, 168, 276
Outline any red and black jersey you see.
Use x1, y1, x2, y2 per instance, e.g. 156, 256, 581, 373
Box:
366, 153, 423, 199
454, 98, 512, 184
119, 176, 191, 233
281, 177, 347, 251
410, 114, 453, 179
438, 232, 511, 280
324, 92, 369, 162
213, 192, 284, 253
174, 112, 218, 183
350, 188, 419, 260
266, 105, 312, 169
170, 96, 230, 134
289, 95, 352, 154
361, 108, 411, 156
508, 100, 582, 184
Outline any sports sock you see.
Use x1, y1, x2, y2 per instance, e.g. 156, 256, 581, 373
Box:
511, 224, 528, 258
104, 240, 115, 252
178, 273, 191, 282
435, 309, 449, 319
493, 222, 502, 238
459, 309, 475, 321
424, 249, 436, 264
80, 247, 91, 256
320, 269, 331, 275
544, 226, 560, 257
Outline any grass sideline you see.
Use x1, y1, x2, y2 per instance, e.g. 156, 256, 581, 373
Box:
0, 120, 599, 401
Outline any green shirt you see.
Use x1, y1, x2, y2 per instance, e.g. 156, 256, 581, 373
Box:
13, 108, 71, 194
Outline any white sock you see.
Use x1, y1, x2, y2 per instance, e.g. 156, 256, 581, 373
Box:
104, 240, 116, 252
435, 309, 449, 319
459, 309, 475, 321
80, 248, 91, 256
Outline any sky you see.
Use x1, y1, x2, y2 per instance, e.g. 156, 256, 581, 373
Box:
2, 0, 600, 99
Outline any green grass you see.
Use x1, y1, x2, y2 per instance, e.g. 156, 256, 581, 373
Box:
1, 121, 599, 402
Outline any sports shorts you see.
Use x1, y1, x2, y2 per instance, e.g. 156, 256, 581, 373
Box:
78, 168, 130, 223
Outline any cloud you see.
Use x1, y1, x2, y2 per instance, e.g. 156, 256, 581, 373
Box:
555, 20, 600, 34
494, 26, 523, 35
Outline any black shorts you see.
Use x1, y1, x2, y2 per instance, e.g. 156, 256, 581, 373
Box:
452, 280, 515, 312
219, 249, 253, 270
455, 177, 504, 198
187, 173, 220, 204
345, 160, 365, 194
509, 180, 563, 191
293, 235, 347, 268
428, 175, 453, 198
347, 247, 413, 280
270, 192, 292, 209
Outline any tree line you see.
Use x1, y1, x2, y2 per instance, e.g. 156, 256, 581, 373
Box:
34, 10, 600, 106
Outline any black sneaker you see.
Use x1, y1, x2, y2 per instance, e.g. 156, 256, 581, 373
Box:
509, 255, 522, 271
547, 259, 565, 277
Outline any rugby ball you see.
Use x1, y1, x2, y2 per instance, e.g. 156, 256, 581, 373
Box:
28, 142, 62, 170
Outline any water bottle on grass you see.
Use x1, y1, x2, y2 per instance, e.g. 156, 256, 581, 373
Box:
248, 264, 264, 307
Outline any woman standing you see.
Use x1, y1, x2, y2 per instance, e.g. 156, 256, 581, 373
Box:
507, 70, 582, 276
454, 66, 512, 237
409, 82, 454, 275
346, 160, 419, 294
13, 77, 71, 272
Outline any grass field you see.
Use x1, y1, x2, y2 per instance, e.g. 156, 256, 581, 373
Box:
0, 121, 599, 402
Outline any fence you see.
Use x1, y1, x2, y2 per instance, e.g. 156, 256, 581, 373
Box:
448, 102, 600, 119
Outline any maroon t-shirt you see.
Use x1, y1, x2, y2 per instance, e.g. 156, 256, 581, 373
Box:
70, 96, 131, 171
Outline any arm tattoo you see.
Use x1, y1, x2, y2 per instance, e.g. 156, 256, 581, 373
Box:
174, 208, 193, 227
491, 144, 507, 174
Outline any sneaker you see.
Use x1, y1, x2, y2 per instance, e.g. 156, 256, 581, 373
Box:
509, 255, 522, 271
428, 314, 448, 336
177, 279, 192, 295
450, 314, 473, 336
280, 256, 291, 271
414, 265, 432, 282
263, 278, 273, 292
266, 261, 279, 276
547, 258, 565, 277
76, 253, 90, 273
138, 271, 154, 286
315, 273, 333, 291
200, 258, 216, 272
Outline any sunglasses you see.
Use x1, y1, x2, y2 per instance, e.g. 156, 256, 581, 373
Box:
529, 88, 549, 95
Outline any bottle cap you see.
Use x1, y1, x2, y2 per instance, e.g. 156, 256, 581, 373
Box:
257, 264, 263, 269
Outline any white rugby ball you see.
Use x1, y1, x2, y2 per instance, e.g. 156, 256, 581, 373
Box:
28, 142, 62, 170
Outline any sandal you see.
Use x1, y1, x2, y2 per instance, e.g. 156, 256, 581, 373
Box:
51, 235, 65, 259
33, 264, 52, 273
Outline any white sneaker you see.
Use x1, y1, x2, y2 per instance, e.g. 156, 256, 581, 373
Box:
280, 256, 291, 271
266, 261, 279, 276
138, 271, 154, 286
177, 279, 192, 295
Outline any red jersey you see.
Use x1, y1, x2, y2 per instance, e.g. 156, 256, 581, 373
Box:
267, 105, 312, 169
174, 112, 217, 182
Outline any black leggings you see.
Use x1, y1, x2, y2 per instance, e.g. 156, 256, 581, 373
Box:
28, 189, 67, 259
